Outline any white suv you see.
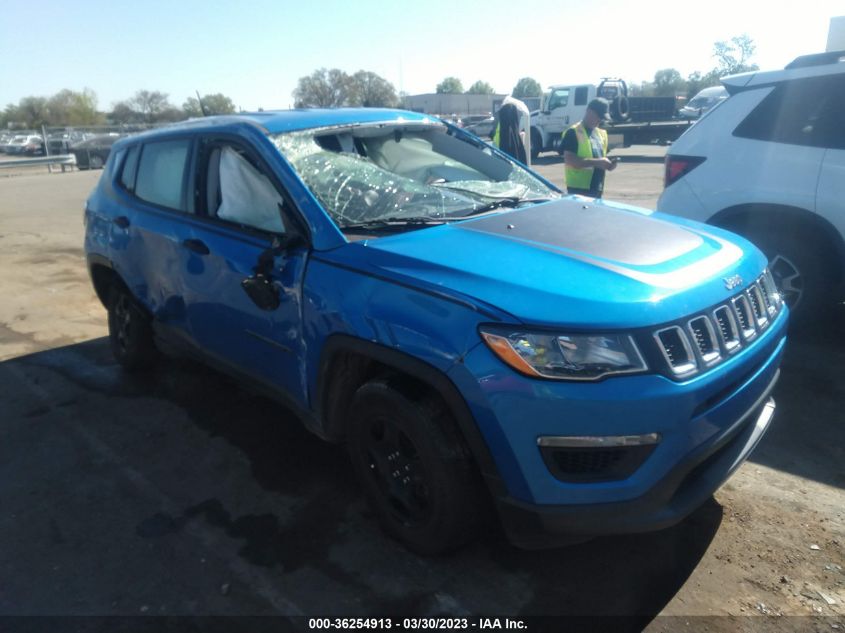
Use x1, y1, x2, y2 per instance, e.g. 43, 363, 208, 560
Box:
658, 50, 845, 322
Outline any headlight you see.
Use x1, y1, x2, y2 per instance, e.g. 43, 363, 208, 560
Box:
479, 327, 648, 381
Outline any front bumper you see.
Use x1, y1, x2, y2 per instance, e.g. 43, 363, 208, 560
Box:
499, 386, 776, 548
448, 307, 786, 548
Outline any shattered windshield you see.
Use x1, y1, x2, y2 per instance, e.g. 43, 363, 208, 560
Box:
272, 124, 559, 229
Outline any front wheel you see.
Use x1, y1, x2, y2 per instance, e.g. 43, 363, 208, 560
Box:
346, 379, 483, 555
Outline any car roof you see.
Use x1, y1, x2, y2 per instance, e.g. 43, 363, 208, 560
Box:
120, 108, 440, 145
722, 50, 845, 94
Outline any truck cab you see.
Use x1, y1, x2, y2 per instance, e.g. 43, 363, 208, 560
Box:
530, 84, 595, 158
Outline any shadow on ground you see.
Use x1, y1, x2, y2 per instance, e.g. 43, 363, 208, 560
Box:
749, 305, 845, 490
0, 337, 728, 622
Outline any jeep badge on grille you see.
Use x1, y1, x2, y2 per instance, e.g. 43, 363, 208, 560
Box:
723, 274, 743, 290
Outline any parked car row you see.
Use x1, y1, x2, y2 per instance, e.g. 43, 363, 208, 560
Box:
0, 132, 44, 155
0, 129, 126, 169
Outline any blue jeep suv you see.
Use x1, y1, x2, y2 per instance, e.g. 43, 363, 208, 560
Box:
84, 109, 787, 553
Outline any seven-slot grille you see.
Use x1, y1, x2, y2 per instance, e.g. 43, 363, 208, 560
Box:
654, 269, 783, 378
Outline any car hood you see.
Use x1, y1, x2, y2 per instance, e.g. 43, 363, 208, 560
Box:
323, 197, 768, 328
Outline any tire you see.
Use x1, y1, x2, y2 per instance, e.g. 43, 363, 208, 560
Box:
89, 155, 104, 169
610, 96, 630, 122
346, 378, 483, 555
740, 226, 833, 324
107, 283, 157, 371
530, 128, 542, 161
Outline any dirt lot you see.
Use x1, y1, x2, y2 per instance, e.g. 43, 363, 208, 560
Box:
0, 155, 843, 631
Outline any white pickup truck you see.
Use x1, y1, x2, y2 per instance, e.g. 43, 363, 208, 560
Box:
529, 79, 691, 159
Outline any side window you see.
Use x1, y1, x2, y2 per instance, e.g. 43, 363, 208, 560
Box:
574, 86, 589, 106
119, 145, 140, 192
814, 77, 845, 150
206, 145, 285, 234
548, 88, 570, 111
734, 77, 845, 148
135, 139, 191, 211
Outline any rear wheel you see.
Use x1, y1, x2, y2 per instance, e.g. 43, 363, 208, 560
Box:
89, 155, 104, 169
346, 378, 483, 554
108, 283, 157, 371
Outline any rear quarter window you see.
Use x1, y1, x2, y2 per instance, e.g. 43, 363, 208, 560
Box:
135, 139, 191, 211
119, 145, 140, 192
733, 76, 845, 149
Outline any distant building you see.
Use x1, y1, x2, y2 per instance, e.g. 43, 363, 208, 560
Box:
402, 93, 507, 116
828, 16, 845, 51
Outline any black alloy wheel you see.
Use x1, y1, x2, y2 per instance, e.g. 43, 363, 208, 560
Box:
347, 379, 483, 554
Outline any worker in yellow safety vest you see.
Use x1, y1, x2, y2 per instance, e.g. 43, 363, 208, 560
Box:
561, 98, 617, 197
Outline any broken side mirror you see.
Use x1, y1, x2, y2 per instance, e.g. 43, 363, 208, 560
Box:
240, 233, 306, 311
241, 274, 280, 311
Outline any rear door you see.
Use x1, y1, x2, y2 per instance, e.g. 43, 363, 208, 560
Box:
113, 136, 196, 333
179, 133, 310, 407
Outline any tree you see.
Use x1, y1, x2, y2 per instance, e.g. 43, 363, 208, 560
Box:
183, 93, 236, 117
348, 71, 398, 107
293, 68, 351, 108
127, 90, 176, 123
47, 88, 103, 125
713, 34, 759, 76
629, 80, 655, 97
685, 70, 720, 99
512, 77, 542, 99
436, 77, 463, 94
109, 101, 142, 124
652, 68, 684, 97
466, 80, 494, 95
15, 97, 50, 128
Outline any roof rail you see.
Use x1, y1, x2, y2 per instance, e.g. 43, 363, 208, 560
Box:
785, 50, 845, 70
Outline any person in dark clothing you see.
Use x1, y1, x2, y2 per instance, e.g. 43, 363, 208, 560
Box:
560, 98, 617, 197
495, 102, 527, 163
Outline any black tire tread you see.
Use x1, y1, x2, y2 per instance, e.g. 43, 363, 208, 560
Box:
347, 377, 483, 555
107, 282, 157, 371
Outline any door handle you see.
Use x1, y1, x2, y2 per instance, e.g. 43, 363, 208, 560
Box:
113, 216, 130, 228
182, 239, 210, 255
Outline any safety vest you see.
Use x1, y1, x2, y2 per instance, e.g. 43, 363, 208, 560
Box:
492, 123, 500, 147
564, 122, 608, 191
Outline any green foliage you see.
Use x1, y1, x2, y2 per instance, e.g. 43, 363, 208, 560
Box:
348, 71, 399, 107
47, 89, 103, 125
293, 68, 352, 108
183, 93, 237, 117
466, 80, 495, 95
292, 68, 398, 108
436, 77, 464, 94
713, 34, 759, 76
512, 77, 542, 99
652, 68, 684, 97
1, 89, 104, 128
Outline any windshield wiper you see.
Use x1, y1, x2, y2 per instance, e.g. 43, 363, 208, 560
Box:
461, 197, 523, 216
339, 216, 450, 231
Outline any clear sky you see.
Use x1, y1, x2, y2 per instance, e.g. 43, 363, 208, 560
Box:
0, 0, 841, 111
